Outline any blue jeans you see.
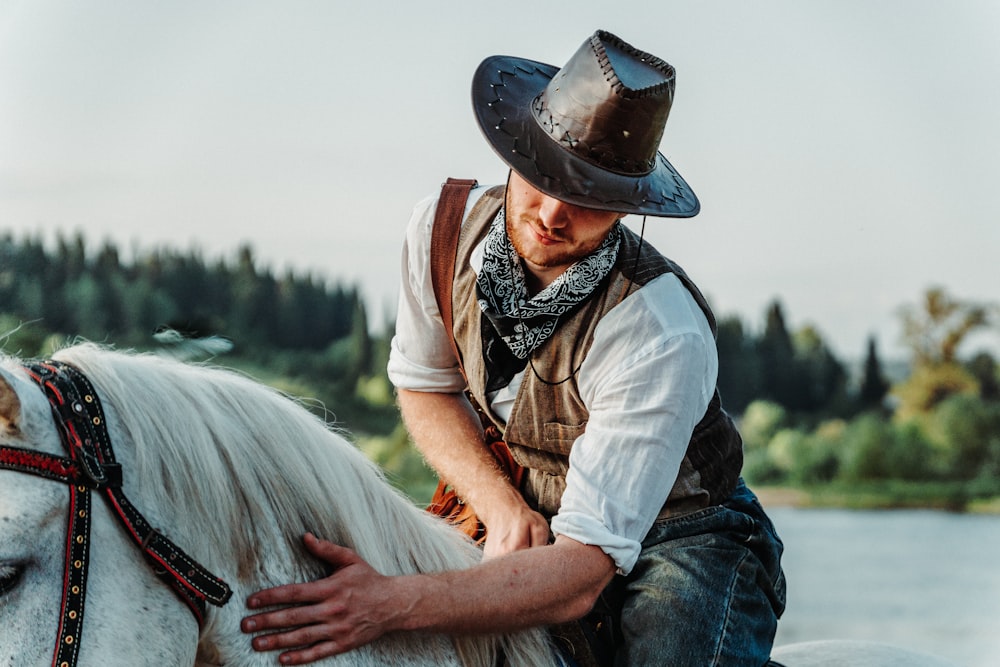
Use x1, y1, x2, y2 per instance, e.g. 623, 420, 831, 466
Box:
595, 480, 786, 666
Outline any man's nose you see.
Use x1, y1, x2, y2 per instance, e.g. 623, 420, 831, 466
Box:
537, 195, 571, 229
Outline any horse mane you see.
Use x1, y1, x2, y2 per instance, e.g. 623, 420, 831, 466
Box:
51, 343, 478, 583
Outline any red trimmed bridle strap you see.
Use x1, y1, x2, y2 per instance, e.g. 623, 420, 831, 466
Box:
0, 445, 84, 485
0, 360, 232, 667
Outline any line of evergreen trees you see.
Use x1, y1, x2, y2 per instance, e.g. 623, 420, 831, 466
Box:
0, 231, 363, 353
0, 229, 399, 435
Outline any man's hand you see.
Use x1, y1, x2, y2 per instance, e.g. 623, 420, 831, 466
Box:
241, 533, 401, 665
396, 389, 550, 559
478, 498, 551, 560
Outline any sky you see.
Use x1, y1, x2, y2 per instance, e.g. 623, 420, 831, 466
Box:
1, 0, 998, 361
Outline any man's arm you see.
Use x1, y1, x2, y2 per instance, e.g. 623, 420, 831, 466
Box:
242, 532, 615, 665
397, 388, 549, 558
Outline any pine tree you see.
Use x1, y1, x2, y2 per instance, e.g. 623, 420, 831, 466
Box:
857, 335, 890, 412
757, 301, 799, 408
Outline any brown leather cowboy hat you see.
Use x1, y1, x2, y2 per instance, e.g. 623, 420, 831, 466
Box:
472, 30, 699, 218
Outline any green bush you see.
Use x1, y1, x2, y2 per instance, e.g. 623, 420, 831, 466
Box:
838, 413, 940, 482
838, 414, 894, 481
926, 394, 1000, 480
739, 400, 787, 452
741, 448, 786, 485
884, 420, 941, 482
795, 422, 842, 484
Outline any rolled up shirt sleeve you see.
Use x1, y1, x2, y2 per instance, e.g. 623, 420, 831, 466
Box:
550, 274, 718, 575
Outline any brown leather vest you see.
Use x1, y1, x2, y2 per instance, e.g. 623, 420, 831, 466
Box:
451, 186, 743, 518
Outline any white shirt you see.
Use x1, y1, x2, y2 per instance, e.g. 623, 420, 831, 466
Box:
387, 186, 719, 575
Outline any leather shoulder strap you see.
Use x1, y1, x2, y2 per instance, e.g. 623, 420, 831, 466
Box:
429, 178, 477, 373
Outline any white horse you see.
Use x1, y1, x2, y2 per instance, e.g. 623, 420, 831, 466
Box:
0, 343, 961, 667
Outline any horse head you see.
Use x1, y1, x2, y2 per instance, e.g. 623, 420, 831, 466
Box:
0, 355, 200, 666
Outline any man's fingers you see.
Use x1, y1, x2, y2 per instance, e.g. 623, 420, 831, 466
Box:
250, 620, 340, 651
276, 641, 342, 666
243, 597, 344, 633
530, 519, 552, 547
247, 615, 369, 664
240, 536, 396, 662
245, 579, 333, 611
244, 535, 358, 612
303, 532, 358, 567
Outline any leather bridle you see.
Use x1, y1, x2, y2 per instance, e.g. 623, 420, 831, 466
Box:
0, 360, 232, 666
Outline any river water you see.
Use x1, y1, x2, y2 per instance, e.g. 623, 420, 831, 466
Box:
766, 507, 1000, 667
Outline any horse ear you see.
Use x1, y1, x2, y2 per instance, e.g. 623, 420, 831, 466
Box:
0, 373, 21, 437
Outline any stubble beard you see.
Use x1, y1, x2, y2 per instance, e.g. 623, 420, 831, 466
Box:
505, 213, 594, 270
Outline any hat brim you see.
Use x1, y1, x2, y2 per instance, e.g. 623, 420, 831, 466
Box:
471, 55, 700, 218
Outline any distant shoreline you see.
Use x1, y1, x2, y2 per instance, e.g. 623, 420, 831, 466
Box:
754, 486, 812, 508
753, 484, 1000, 514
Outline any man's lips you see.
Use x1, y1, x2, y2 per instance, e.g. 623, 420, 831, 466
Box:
531, 226, 564, 245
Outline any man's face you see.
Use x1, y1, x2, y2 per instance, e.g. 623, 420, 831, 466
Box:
505, 171, 621, 283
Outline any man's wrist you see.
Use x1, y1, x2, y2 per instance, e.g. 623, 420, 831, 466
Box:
466, 480, 525, 527
391, 573, 447, 633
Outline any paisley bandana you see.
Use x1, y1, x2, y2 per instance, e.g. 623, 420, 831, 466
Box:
476, 207, 621, 365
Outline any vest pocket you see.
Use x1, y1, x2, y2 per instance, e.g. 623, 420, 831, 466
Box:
542, 421, 587, 455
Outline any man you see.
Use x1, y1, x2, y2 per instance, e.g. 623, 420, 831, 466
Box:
242, 30, 786, 665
